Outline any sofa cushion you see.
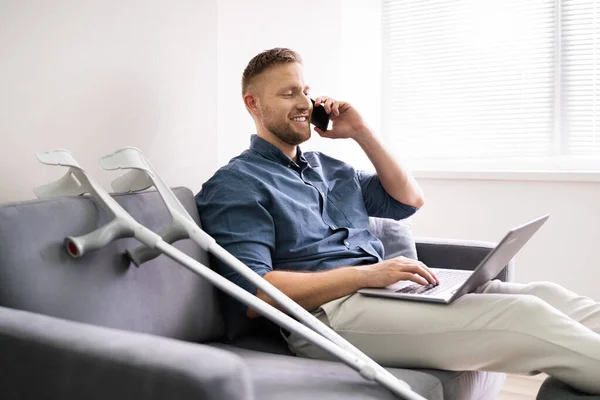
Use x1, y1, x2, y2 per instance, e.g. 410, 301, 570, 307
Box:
1, 306, 251, 400
369, 217, 418, 260
0, 187, 224, 342
226, 324, 293, 356
218, 332, 506, 400
209, 343, 443, 400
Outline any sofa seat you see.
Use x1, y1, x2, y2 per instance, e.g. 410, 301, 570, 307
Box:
210, 336, 506, 400
210, 342, 442, 399
0, 187, 515, 399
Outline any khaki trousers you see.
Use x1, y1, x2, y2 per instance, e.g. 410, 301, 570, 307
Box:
285, 280, 600, 394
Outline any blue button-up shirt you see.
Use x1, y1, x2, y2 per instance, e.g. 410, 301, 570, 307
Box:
195, 135, 417, 313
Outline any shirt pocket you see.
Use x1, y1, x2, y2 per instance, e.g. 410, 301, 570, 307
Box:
326, 179, 370, 229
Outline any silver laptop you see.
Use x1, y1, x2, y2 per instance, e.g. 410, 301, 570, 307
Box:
358, 215, 549, 304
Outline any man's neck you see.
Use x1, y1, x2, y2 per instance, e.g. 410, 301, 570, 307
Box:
256, 130, 298, 162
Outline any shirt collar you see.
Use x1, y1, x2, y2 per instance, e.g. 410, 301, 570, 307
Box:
249, 134, 310, 169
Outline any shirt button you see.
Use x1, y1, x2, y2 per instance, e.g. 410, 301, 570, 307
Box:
344, 240, 350, 248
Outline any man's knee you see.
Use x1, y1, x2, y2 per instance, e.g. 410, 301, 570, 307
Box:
509, 294, 550, 318
526, 281, 567, 298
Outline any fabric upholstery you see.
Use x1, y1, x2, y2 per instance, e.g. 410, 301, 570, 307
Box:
369, 217, 418, 260
210, 343, 444, 400
415, 237, 515, 282
537, 377, 600, 400
218, 334, 507, 400
0, 187, 514, 400
0, 306, 252, 400
0, 187, 224, 342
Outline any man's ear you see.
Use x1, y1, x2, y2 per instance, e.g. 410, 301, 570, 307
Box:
243, 92, 261, 117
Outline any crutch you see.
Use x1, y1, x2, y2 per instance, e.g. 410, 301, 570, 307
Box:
34, 149, 425, 400
99, 146, 426, 398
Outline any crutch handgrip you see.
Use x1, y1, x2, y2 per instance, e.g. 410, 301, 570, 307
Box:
65, 219, 133, 258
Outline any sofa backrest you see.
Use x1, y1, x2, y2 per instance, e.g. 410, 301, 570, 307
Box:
0, 187, 224, 342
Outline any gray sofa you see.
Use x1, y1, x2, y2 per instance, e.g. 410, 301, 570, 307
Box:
537, 378, 600, 400
1, 186, 528, 399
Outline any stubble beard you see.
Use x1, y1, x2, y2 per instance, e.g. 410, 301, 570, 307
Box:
262, 105, 311, 146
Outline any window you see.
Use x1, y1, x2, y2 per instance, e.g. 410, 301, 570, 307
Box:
382, 0, 599, 171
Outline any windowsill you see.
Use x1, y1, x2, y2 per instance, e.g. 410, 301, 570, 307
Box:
412, 170, 600, 182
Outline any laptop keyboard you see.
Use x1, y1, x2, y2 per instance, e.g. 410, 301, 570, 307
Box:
395, 269, 471, 296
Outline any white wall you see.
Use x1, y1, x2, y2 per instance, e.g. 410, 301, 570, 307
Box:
0, 0, 218, 202
216, 0, 381, 170
2, 0, 598, 301
412, 178, 600, 301
216, 0, 341, 165
214, 0, 600, 301
0, 0, 382, 201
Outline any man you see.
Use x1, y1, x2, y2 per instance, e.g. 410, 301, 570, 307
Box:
196, 48, 600, 394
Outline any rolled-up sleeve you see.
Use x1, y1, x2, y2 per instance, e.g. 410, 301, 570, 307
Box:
195, 169, 274, 311
356, 170, 418, 220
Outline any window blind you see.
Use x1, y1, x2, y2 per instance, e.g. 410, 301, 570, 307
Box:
562, 0, 600, 156
382, 0, 556, 166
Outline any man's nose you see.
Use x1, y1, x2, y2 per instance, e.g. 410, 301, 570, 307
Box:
298, 94, 312, 111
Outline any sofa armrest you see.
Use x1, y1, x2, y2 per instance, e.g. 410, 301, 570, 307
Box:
415, 237, 515, 282
536, 376, 599, 399
0, 306, 252, 400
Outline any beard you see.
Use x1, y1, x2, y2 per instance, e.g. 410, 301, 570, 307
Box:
261, 105, 311, 146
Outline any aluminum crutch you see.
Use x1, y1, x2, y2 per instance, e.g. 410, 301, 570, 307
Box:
34, 149, 426, 400
99, 147, 425, 400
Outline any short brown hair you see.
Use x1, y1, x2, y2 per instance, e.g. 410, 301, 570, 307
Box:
242, 48, 302, 95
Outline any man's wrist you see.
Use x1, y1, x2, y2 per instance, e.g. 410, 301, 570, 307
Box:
353, 127, 377, 147
350, 265, 368, 289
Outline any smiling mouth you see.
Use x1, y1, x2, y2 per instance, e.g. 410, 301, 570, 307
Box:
290, 116, 308, 122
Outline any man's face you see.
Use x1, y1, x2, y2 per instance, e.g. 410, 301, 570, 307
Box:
255, 63, 312, 146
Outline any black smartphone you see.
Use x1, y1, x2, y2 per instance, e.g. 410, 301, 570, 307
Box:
310, 98, 330, 131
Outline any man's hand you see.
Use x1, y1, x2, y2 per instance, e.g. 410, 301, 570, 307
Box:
313, 96, 370, 141
354, 257, 440, 288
